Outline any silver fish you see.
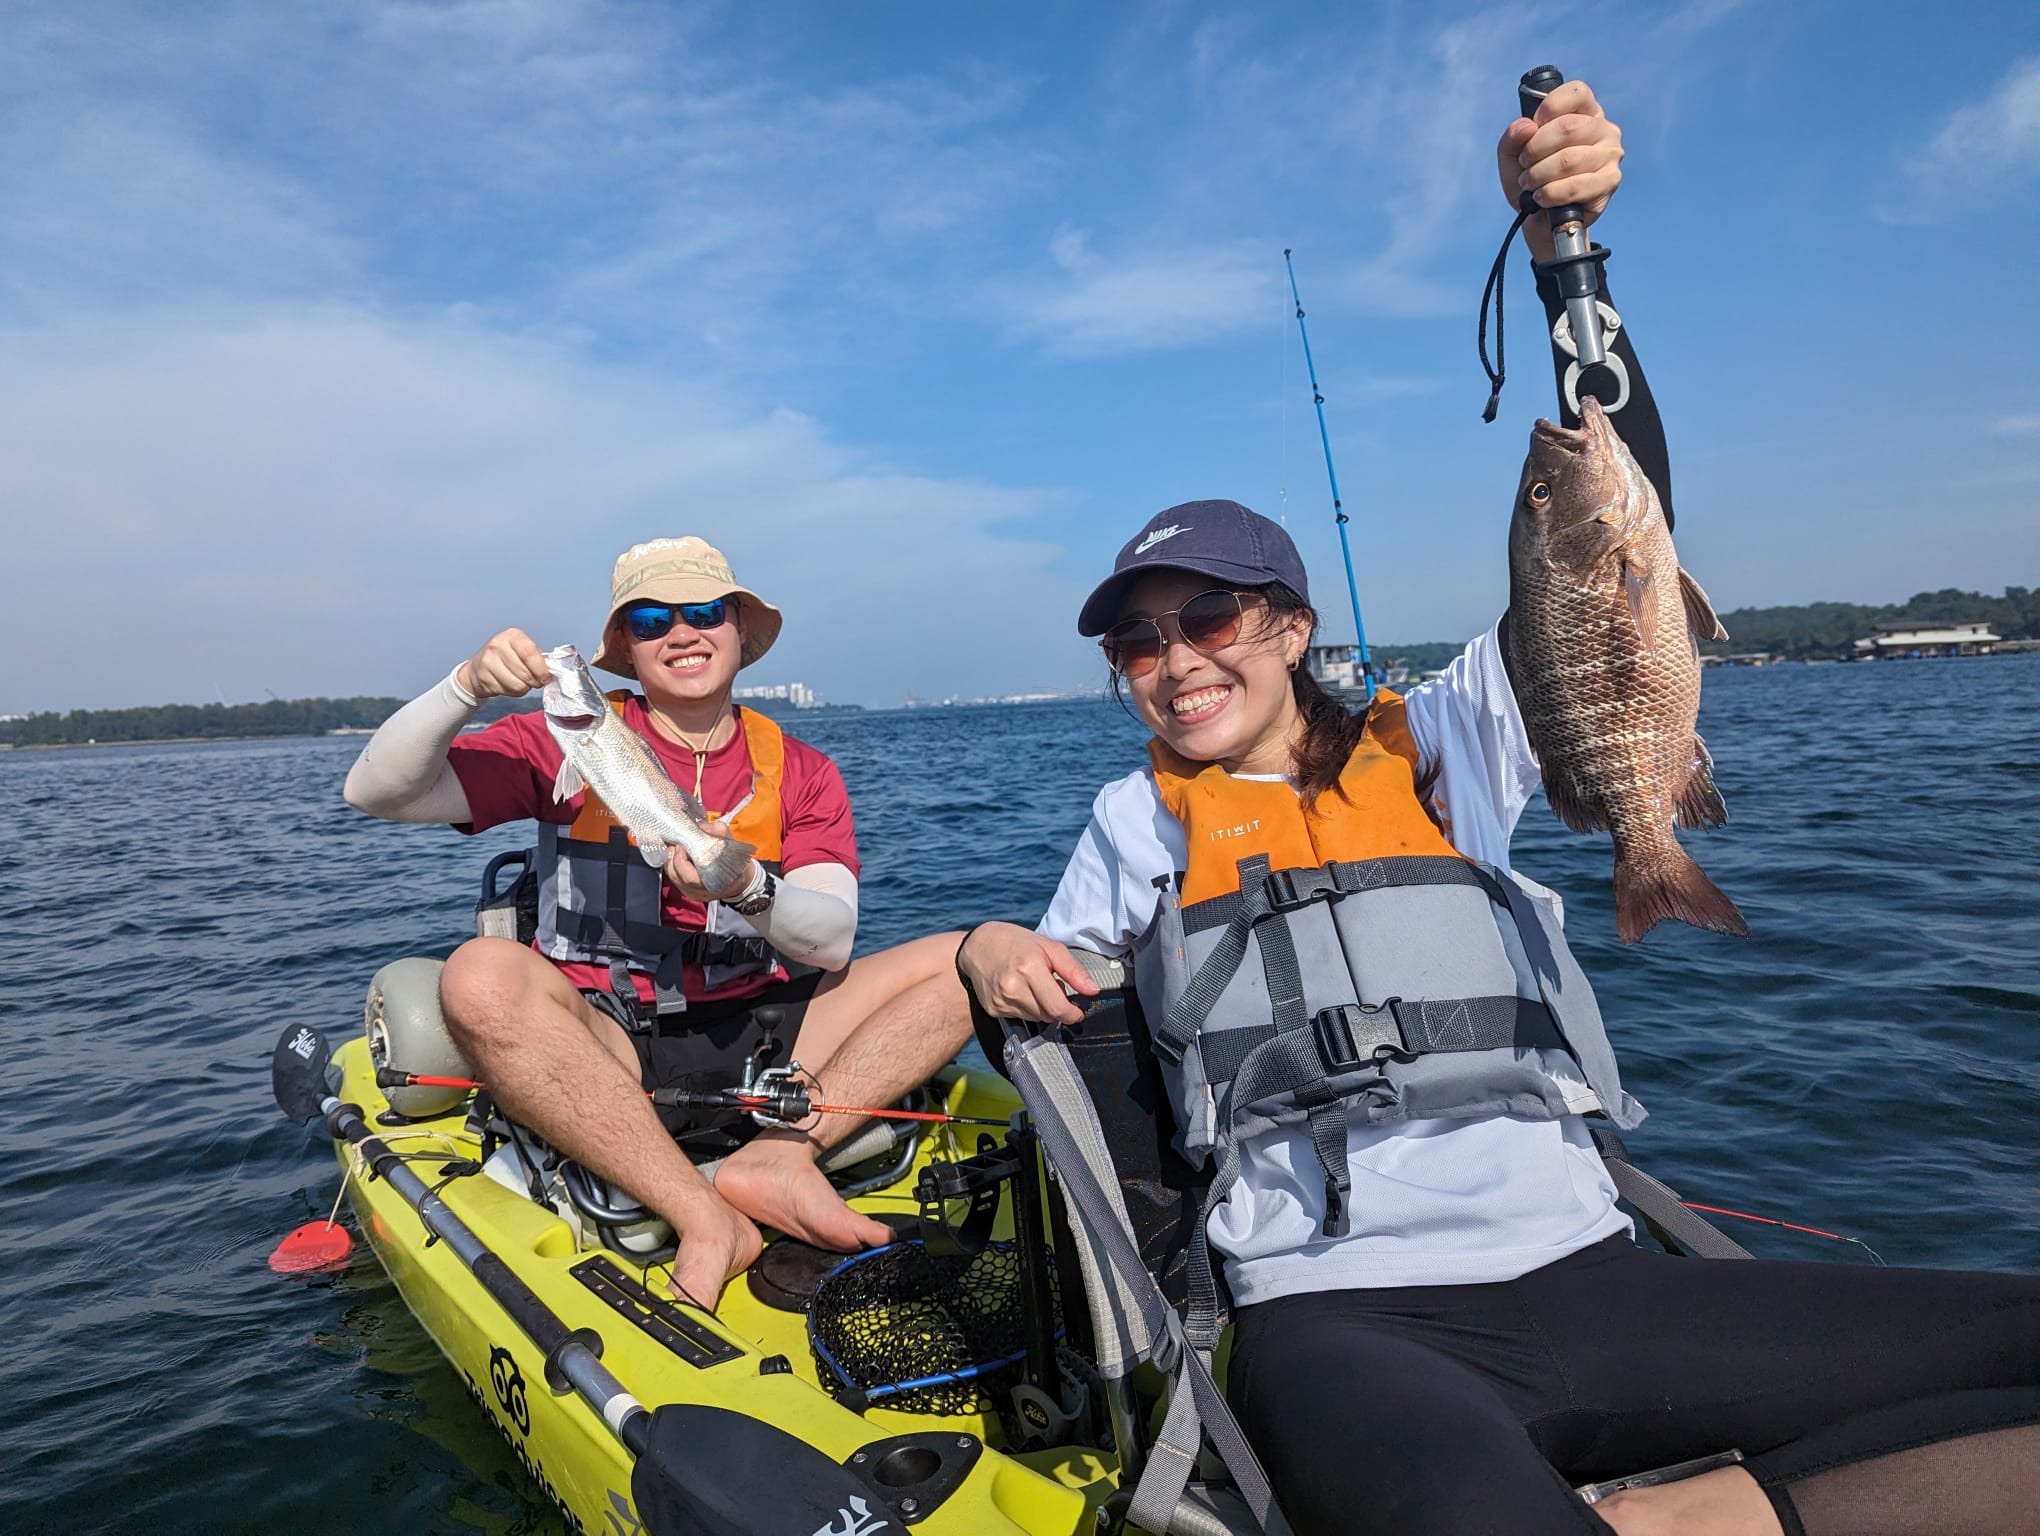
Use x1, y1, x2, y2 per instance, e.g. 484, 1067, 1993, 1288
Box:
1507, 397, 1748, 944
540, 644, 757, 891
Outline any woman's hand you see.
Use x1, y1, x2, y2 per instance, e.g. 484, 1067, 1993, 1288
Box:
458, 628, 551, 701
1495, 78, 1624, 264
957, 922, 1101, 1026
662, 819, 759, 903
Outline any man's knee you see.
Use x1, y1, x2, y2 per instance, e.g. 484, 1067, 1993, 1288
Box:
884, 930, 967, 985
440, 937, 545, 1045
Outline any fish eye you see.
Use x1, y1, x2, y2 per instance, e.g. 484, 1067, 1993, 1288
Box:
1526, 481, 1552, 506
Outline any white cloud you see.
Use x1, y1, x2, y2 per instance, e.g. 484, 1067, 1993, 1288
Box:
1002, 242, 1281, 358
0, 3, 1047, 364
1048, 224, 1095, 271
1886, 56, 2040, 222
0, 310, 1088, 712
1992, 413, 2040, 435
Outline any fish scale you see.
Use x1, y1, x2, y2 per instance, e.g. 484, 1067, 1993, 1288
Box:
1506, 398, 1747, 944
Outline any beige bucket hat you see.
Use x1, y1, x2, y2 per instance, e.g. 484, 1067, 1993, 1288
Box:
591, 536, 784, 677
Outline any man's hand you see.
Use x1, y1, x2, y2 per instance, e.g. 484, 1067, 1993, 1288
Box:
662, 819, 759, 903
957, 921, 1100, 1027
666, 1183, 762, 1310
1495, 78, 1624, 264
458, 628, 550, 701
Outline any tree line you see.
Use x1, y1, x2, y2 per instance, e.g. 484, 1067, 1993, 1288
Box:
1367, 585, 2037, 671
0, 694, 537, 748
1698, 585, 2040, 660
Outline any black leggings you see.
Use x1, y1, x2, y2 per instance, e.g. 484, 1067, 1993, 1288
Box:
1226, 1235, 2040, 1535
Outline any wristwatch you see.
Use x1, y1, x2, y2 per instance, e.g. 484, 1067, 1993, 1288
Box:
726, 869, 778, 917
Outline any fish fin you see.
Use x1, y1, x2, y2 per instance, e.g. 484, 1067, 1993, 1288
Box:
672, 783, 712, 822
1540, 768, 1610, 835
637, 837, 672, 870
1621, 558, 1658, 648
699, 839, 759, 891
1675, 734, 1728, 831
1612, 843, 1748, 944
1679, 568, 1728, 641
550, 758, 585, 803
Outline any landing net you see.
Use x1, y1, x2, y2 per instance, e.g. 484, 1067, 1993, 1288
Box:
807, 1239, 1055, 1415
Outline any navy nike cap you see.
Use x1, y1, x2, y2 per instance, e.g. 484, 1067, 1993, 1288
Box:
1077, 499, 1312, 636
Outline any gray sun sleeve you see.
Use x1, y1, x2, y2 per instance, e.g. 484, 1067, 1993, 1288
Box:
342, 665, 480, 824
740, 862, 859, 972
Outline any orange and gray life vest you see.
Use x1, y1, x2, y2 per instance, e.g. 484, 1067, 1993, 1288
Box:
535, 699, 788, 1014
1130, 691, 1642, 1312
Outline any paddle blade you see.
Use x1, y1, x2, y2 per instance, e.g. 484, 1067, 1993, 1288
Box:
271, 1024, 334, 1124
269, 1220, 353, 1274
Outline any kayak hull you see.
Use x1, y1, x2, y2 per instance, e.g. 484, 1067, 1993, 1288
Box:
326, 1035, 1113, 1535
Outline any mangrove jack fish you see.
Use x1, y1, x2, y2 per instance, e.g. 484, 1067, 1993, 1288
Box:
1507, 397, 1748, 944
540, 644, 757, 891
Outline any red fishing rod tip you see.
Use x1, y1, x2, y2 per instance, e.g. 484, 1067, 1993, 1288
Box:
269, 1220, 354, 1274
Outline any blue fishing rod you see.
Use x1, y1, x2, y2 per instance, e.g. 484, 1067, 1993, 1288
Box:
1283, 249, 1374, 702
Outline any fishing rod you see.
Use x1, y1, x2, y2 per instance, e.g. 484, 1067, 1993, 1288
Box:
1283, 249, 1375, 702
375, 1066, 1011, 1128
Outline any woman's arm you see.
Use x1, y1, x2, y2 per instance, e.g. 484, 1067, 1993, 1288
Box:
1534, 274, 1673, 528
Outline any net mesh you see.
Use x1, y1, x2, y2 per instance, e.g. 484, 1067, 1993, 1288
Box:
807, 1239, 1057, 1416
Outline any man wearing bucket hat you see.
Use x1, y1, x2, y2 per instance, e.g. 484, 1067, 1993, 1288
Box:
345, 537, 970, 1309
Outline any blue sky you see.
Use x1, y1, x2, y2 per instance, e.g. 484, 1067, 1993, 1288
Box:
3, 1, 2036, 712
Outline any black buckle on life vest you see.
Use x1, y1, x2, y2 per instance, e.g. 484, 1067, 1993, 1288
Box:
1264, 866, 1338, 912
1311, 999, 1414, 1073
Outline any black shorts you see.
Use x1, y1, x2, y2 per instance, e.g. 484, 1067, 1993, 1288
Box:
583, 971, 828, 1160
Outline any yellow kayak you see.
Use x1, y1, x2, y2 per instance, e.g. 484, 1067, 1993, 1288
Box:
283, 1028, 1118, 1536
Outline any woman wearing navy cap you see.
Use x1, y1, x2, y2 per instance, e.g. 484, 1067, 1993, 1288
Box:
956, 79, 2040, 1536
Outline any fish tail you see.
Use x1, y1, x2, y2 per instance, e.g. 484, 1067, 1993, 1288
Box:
1613, 843, 1749, 944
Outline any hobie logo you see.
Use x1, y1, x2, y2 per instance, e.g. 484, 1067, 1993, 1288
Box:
288, 1027, 319, 1060
1135, 524, 1189, 554
811, 1496, 889, 1536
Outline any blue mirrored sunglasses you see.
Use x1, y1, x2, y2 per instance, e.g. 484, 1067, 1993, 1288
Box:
620, 597, 731, 642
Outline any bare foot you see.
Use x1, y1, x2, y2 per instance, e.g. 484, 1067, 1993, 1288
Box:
716, 1135, 894, 1252
666, 1193, 762, 1311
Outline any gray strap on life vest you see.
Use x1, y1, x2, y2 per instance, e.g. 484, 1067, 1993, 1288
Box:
1179, 855, 1497, 934
1247, 895, 1353, 1238
1159, 855, 1507, 1061
1003, 1028, 1288, 1536
1196, 994, 1567, 1084
1157, 853, 1276, 1066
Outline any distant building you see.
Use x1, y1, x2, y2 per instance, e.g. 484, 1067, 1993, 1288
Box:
1702, 652, 1777, 667
733, 681, 821, 709
1850, 622, 1999, 660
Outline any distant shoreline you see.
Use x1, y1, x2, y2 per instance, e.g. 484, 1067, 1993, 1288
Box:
1, 730, 373, 752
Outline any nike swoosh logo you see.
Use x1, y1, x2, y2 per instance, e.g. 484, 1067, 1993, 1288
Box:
1135, 524, 1188, 554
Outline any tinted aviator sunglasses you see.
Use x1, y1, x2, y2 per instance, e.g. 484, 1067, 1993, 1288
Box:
1101, 589, 1255, 679
620, 597, 732, 642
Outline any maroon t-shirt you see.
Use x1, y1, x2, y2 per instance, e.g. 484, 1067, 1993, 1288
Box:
448, 700, 858, 1004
